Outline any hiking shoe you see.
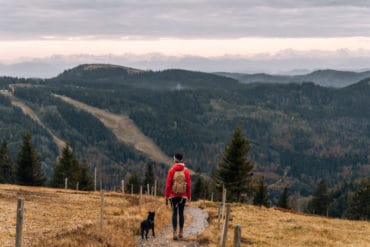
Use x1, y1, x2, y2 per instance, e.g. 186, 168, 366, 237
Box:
178, 228, 183, 239
173, 231, 178, 240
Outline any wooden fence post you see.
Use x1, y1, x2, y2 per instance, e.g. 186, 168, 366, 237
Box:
131, 184, 133, 195
217, 203, 222, 229
147, 184, 150, 196
139, 185, 143, 211
15, 198, 24, 247
154, 180, 157, 197
121, 180, 125, 195
64, 177, 68, 190
211, 193, 214, 202
220, 204, 231, 247
140, 186, 143, 200
94, 166, 97, 191
100, 190, 104, 231
233, 225, 241, 247
221, 187, 227, 221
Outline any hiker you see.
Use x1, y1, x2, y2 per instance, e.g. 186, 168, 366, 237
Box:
165, 153, 191, 240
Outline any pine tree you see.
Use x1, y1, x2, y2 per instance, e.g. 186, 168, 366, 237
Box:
143, 162, 155, 189
78, 160, 94, 191
308, 179, 329, 216
278, 187, 290, 209
126, 173, 141, 194
0, 142, 15, 184
253, 177, 270, 207
192, 168, 204, 201
345, 179, 370, 220
51, 144, 80, 188
213, 127, 254, 202
16, 132, 45, 186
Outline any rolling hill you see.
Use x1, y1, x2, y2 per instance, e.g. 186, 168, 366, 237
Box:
0, 64, 369, 199
218, 69, 370, 87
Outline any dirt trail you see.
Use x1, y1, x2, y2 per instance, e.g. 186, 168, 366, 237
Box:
137, 206, 209, 247
0, 90, 66, 154
53, 94, 171, 165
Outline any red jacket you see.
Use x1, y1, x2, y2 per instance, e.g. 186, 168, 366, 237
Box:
165, 163, 191, 200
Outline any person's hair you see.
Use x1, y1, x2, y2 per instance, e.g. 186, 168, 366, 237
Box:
174, 153, 183, 162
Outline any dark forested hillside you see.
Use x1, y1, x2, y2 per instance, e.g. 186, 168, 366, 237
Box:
0, 64, 369, 196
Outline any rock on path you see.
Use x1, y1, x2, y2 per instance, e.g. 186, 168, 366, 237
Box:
137, 206, 209, 247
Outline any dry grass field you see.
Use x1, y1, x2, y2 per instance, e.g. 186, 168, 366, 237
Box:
0, 184, 171, 247
192, 201, 370, 247
2, 184, 369, 247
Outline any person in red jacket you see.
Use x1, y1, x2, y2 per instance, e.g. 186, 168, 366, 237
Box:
165, 153, 191, 240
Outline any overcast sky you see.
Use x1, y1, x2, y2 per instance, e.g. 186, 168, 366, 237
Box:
1, 0, 370, 72
2, 0, 370, 39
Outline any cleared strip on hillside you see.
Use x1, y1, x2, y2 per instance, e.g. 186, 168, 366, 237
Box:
0, 90, 66, 154
53, 94, 172, 165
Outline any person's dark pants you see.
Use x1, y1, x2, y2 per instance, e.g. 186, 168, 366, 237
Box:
170, 197, 186, 230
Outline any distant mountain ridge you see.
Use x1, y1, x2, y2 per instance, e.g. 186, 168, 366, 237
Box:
217, 69, 370, 87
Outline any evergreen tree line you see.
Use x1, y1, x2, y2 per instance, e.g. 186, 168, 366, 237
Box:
50, 144, 94, 191
125, 162, 157, 194
2, 128, 368, 221
192, 127, 369, 221
0, 132, 45, 186
0, 132, 94, 191
305, 179, 370, 220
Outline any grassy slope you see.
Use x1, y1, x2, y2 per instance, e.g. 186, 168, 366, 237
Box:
1, 184, 369, 247
53, 94, 171, 165
193, 201, 370, 247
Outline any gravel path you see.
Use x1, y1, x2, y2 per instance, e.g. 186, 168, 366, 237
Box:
137, 206, 209, 247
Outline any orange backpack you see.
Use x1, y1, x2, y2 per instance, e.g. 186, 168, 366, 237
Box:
172, 169, 187, 194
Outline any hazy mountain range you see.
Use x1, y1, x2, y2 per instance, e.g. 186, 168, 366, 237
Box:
218, 70, 370, 88
2, 50, 370, 83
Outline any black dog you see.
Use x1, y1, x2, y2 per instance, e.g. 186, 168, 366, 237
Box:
141, 211, 155, 240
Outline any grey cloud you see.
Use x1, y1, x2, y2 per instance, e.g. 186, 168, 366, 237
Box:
1, 0, 370, 39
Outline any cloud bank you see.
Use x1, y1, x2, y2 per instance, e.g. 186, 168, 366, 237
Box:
3, 50, 370, 78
